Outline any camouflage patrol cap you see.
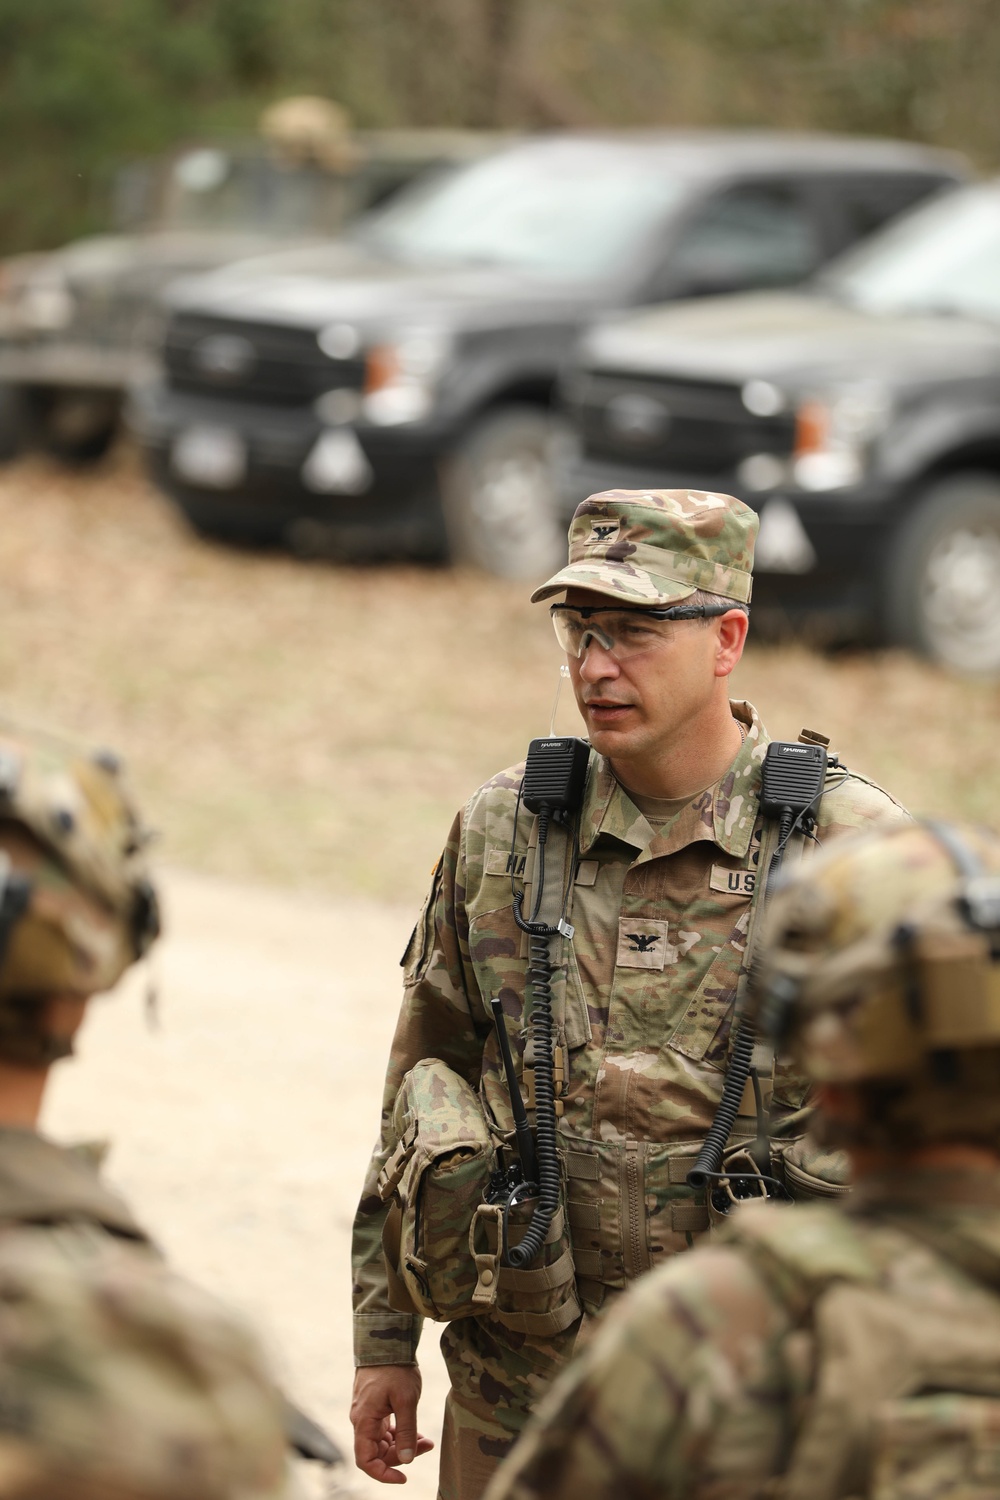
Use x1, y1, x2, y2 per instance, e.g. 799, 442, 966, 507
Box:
750, 821, 1000, 1147
0, 730, 159, 1057
530, 489, 758, 606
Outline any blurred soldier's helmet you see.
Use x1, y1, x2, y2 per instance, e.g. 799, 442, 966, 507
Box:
752, 820, 1000, 1147
0, 731, 159, 1062
259, 95, 356, 171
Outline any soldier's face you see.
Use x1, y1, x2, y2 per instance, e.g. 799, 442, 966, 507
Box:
563, 588, 745, 766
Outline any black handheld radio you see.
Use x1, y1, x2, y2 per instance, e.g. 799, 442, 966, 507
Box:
490, 735, 589, 1268
687, 737, 831, 1201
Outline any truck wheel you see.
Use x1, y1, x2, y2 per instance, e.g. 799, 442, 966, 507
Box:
885, 473, 1000, 673
38, 393, 119, 464
0, 385, 26, 462
440, 406, 569, 579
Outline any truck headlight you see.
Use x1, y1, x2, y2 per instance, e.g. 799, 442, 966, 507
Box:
792, 383, 892, 492
361, 330, 452, 426
19, 279, 75, 332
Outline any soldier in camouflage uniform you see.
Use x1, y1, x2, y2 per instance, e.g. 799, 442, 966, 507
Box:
0, 729, 295, 1500
350, 489, 908, 1499
487, 818, 1000, 1500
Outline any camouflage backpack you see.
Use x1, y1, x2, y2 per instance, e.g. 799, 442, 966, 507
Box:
726, 1202, 1000, 1500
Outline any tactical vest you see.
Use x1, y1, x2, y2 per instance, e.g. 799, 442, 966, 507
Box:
726, 1202, 1000, 1500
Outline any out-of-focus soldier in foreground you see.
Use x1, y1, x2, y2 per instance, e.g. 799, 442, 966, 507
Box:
488, 818, 1000, 1500
0, 730, 293, 1500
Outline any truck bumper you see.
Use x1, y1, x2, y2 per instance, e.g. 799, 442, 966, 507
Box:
129, 384, 448, 558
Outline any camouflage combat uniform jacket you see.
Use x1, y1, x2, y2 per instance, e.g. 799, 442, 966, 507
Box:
352, 701, 908, 1365
486, 1169, 1000, 1500
0, 1125, 291, 1499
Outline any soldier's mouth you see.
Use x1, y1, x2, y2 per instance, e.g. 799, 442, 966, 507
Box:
584, 701, 634, 724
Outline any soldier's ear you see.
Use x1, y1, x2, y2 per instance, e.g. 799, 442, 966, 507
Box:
714, 611, 749, 677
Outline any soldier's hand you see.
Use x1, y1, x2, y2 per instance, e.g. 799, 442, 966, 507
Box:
351, 1364, 433, 1484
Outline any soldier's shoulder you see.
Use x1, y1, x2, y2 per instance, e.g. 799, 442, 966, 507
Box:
605, 1237, 791, 1352
718, 1199, 882, 1310
819, 762, 911, 836
461, 761, 528, 837
0, 1222, 288, 1497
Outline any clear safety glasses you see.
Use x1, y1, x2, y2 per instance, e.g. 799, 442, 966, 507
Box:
550, 601, 735, 660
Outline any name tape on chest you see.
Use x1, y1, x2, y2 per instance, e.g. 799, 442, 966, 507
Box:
485, 848, 532, 879
485, 849, 598, 885
710, 864, 757, 897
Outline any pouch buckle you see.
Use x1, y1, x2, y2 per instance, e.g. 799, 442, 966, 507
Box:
469, 1202, 504, 1310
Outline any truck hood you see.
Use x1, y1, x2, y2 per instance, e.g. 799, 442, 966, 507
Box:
582, 290, 1000, 390
164, 238, 601, 333
40, 230, 317, 298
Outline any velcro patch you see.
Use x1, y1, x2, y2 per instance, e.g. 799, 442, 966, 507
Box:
710, 865, 757, 897
587, 518, 621, 547
617, 918, 670, 969
485, 848, 534, 879
575, 859, 599, 887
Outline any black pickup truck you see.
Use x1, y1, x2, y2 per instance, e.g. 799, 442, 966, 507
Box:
0, 120, 493, 464
130, 131, 963, 578
562, 178, 1000, 672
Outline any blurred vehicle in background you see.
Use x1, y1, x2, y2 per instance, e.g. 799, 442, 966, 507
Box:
563, 178, 1000, 672
0, 98, 494, 464
128, 132, 963, 578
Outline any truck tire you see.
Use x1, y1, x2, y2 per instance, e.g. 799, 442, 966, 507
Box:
884, 472, 1000, 673
38, 393, 119, 464
0, 385, 27, 462
440, 406, 569, 580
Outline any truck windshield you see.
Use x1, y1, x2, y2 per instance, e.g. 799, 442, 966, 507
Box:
357, 145, 686, 280
161, 149, 355, 235
825, 183, 1000, 321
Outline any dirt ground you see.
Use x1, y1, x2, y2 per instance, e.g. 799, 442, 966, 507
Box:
4, 449, 1000, 1495
44, 867, 450, 1500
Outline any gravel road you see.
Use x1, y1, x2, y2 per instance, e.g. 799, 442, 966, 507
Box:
44, 867, 450, 1500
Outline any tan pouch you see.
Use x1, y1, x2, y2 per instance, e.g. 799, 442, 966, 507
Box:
469, 1190, 581, 1338
780, 1134, 852, 1202
377, 1058, 497, 1321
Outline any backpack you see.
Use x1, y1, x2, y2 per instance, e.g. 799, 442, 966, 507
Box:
725, 1200, 1000, 1500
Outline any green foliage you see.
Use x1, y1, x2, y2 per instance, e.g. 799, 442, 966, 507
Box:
0, 0, 996, 256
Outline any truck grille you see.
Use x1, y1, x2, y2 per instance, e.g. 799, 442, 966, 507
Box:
163, 314, 364, 406
571, 370, 794, 475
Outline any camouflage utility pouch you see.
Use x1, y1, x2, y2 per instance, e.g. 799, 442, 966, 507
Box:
469, 1178, 582, 1338
377, 1057, 497, 1322
779, 1134, 851, 1202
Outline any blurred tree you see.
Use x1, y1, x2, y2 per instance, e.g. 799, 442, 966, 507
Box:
0, 0, 995, 257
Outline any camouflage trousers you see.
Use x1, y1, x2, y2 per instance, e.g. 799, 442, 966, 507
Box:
437, 1312, 584, 1500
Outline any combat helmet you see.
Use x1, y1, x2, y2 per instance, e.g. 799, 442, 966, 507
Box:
750, 819, 1000, 1148
0, 728, 159, 1063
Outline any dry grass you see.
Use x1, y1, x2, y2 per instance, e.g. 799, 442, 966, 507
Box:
1, 449, 998, 905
